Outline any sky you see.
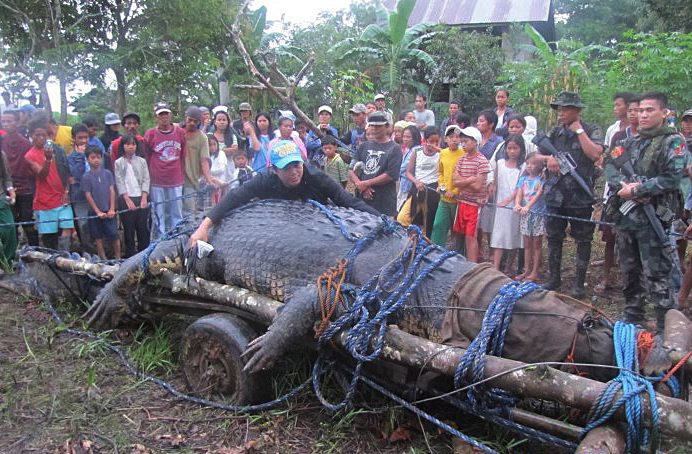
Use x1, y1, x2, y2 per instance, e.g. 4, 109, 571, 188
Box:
252, 0, 352, 28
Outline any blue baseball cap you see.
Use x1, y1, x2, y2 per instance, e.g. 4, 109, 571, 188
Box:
270, 140, 303, 169
19, 104, 37, 113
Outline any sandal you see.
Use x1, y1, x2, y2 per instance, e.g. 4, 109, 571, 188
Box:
514, 274, 525, 281
593, 282, 611, 296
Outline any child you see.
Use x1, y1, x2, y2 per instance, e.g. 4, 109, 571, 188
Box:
322, 135, 348, 187
229, 149, 254, 190
114, 134, 150, 258
208, 134, 233, 206
399, 125, 439, 237
491, 134, 526, 271
514, 152, 545, 282
452, 127, 490, 263
67, 123, 93, 251
430, 125, 464, 250
24, 116, 74, 251
81, 146, 120, 259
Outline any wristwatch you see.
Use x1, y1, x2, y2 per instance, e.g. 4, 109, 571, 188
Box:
575, 128, 584, 135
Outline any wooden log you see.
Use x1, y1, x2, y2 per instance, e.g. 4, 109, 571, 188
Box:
19, 249, 119, 281
664, 309, 692, 375
575, 425, 626, 454
379, 328, 692, 442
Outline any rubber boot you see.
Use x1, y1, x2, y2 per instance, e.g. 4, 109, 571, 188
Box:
571, 242, 592, 299
58, 235, 71, 252
543, 241, 562, 291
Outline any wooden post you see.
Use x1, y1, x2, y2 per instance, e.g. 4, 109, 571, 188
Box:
575, 425, 626, 454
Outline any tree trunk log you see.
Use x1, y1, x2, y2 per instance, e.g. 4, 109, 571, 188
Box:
575, 425, 626, 454
58, 74, 67, 124
113, 68, 127, 116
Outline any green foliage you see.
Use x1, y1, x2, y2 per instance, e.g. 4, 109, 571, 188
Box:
331, 0, 436, 113
555, 0, 643, 44
128, 323, 174, 375
501, 25, 620, 129
608, 32, 692, 110
642, 0, 692, 32
329, 70, 374, 132
421, 26, 504, 116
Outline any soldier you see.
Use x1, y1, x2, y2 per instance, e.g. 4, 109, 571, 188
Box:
605, 91, 687, 330
540, 91, 604, 297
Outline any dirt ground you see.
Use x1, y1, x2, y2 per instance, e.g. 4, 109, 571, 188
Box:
0, 235, 686, 454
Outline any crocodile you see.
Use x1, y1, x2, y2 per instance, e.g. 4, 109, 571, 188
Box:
79, 199, 626, 378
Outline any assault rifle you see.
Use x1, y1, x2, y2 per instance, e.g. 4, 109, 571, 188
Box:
532, 133, 596, 201
610, 151, 683, 288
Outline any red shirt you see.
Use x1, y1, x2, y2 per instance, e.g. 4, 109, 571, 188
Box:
25, 146, 65, 210
144, 126, 186, 187
1, 131, 33, 194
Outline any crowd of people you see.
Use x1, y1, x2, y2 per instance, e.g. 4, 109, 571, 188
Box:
1, 88, 691, 329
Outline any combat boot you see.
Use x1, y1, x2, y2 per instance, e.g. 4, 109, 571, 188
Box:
571, 242, 592, 299
543, 242, 562, 291
571, 267, 587, 299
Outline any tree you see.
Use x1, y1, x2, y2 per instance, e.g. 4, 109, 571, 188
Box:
0, 0, 89, 120
330, 0, 436, 113
501, 25, 614, 130
641, 0, 692, 32
554, 0, 642, 44
421, 27, 504, 116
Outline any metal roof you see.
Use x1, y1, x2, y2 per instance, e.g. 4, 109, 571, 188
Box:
383, 0, 552, 26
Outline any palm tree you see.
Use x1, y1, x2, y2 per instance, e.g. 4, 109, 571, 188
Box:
330, 0, 436, 113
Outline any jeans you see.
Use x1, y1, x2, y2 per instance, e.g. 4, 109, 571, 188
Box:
150, 186, 183, 238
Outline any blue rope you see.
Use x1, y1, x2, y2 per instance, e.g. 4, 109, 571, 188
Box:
581, 321, 660, 454
312, 222, 455, 411
453, 281, 539, 412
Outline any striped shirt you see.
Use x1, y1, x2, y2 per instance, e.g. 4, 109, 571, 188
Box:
455, 151, 490, 205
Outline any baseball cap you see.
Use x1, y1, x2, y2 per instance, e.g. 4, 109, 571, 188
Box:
374, 94, 385, 101
199, 106, 209, 113
154, 101, 171, 115
185, 106, 202, 122
19, 104, 37, 114
682, 109, 692, 120
445, 124, 462, 136
349, 103, 367, 114
459, 126, 482, 144
367, 111, 389, 126
270, 140, 303, 169
318, 105, 333, 115
394, 120, 411, 130
121, 112, 141, 124
104, 112, 121, 125
211, 105, 228, 115
238, 102, 252, 111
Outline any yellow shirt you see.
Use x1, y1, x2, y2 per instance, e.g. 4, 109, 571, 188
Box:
438, 146, 465, 203
53, 125, 73, 154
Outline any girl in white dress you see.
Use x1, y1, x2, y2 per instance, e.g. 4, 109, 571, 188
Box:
491, 134, 526, 270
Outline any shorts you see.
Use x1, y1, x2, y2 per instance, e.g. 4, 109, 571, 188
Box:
520, 211, 545, 237
88, 216, 118, 240
453, 203, 479, 237
35, 205, 75, 234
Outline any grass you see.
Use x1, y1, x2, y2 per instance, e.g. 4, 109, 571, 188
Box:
128, 323, 175, 375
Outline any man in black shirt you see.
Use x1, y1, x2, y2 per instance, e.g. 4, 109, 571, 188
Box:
189, 140, 379, 247
348, 112, 402, 216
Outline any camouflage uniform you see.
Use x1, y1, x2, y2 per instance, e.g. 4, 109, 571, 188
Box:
542, 92, 604, 296
604, 127, 687, 327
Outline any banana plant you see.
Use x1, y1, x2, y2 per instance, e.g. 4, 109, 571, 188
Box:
330, 0, 436, 113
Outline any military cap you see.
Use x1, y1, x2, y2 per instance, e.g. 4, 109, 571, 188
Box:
550, 91, 585, 110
